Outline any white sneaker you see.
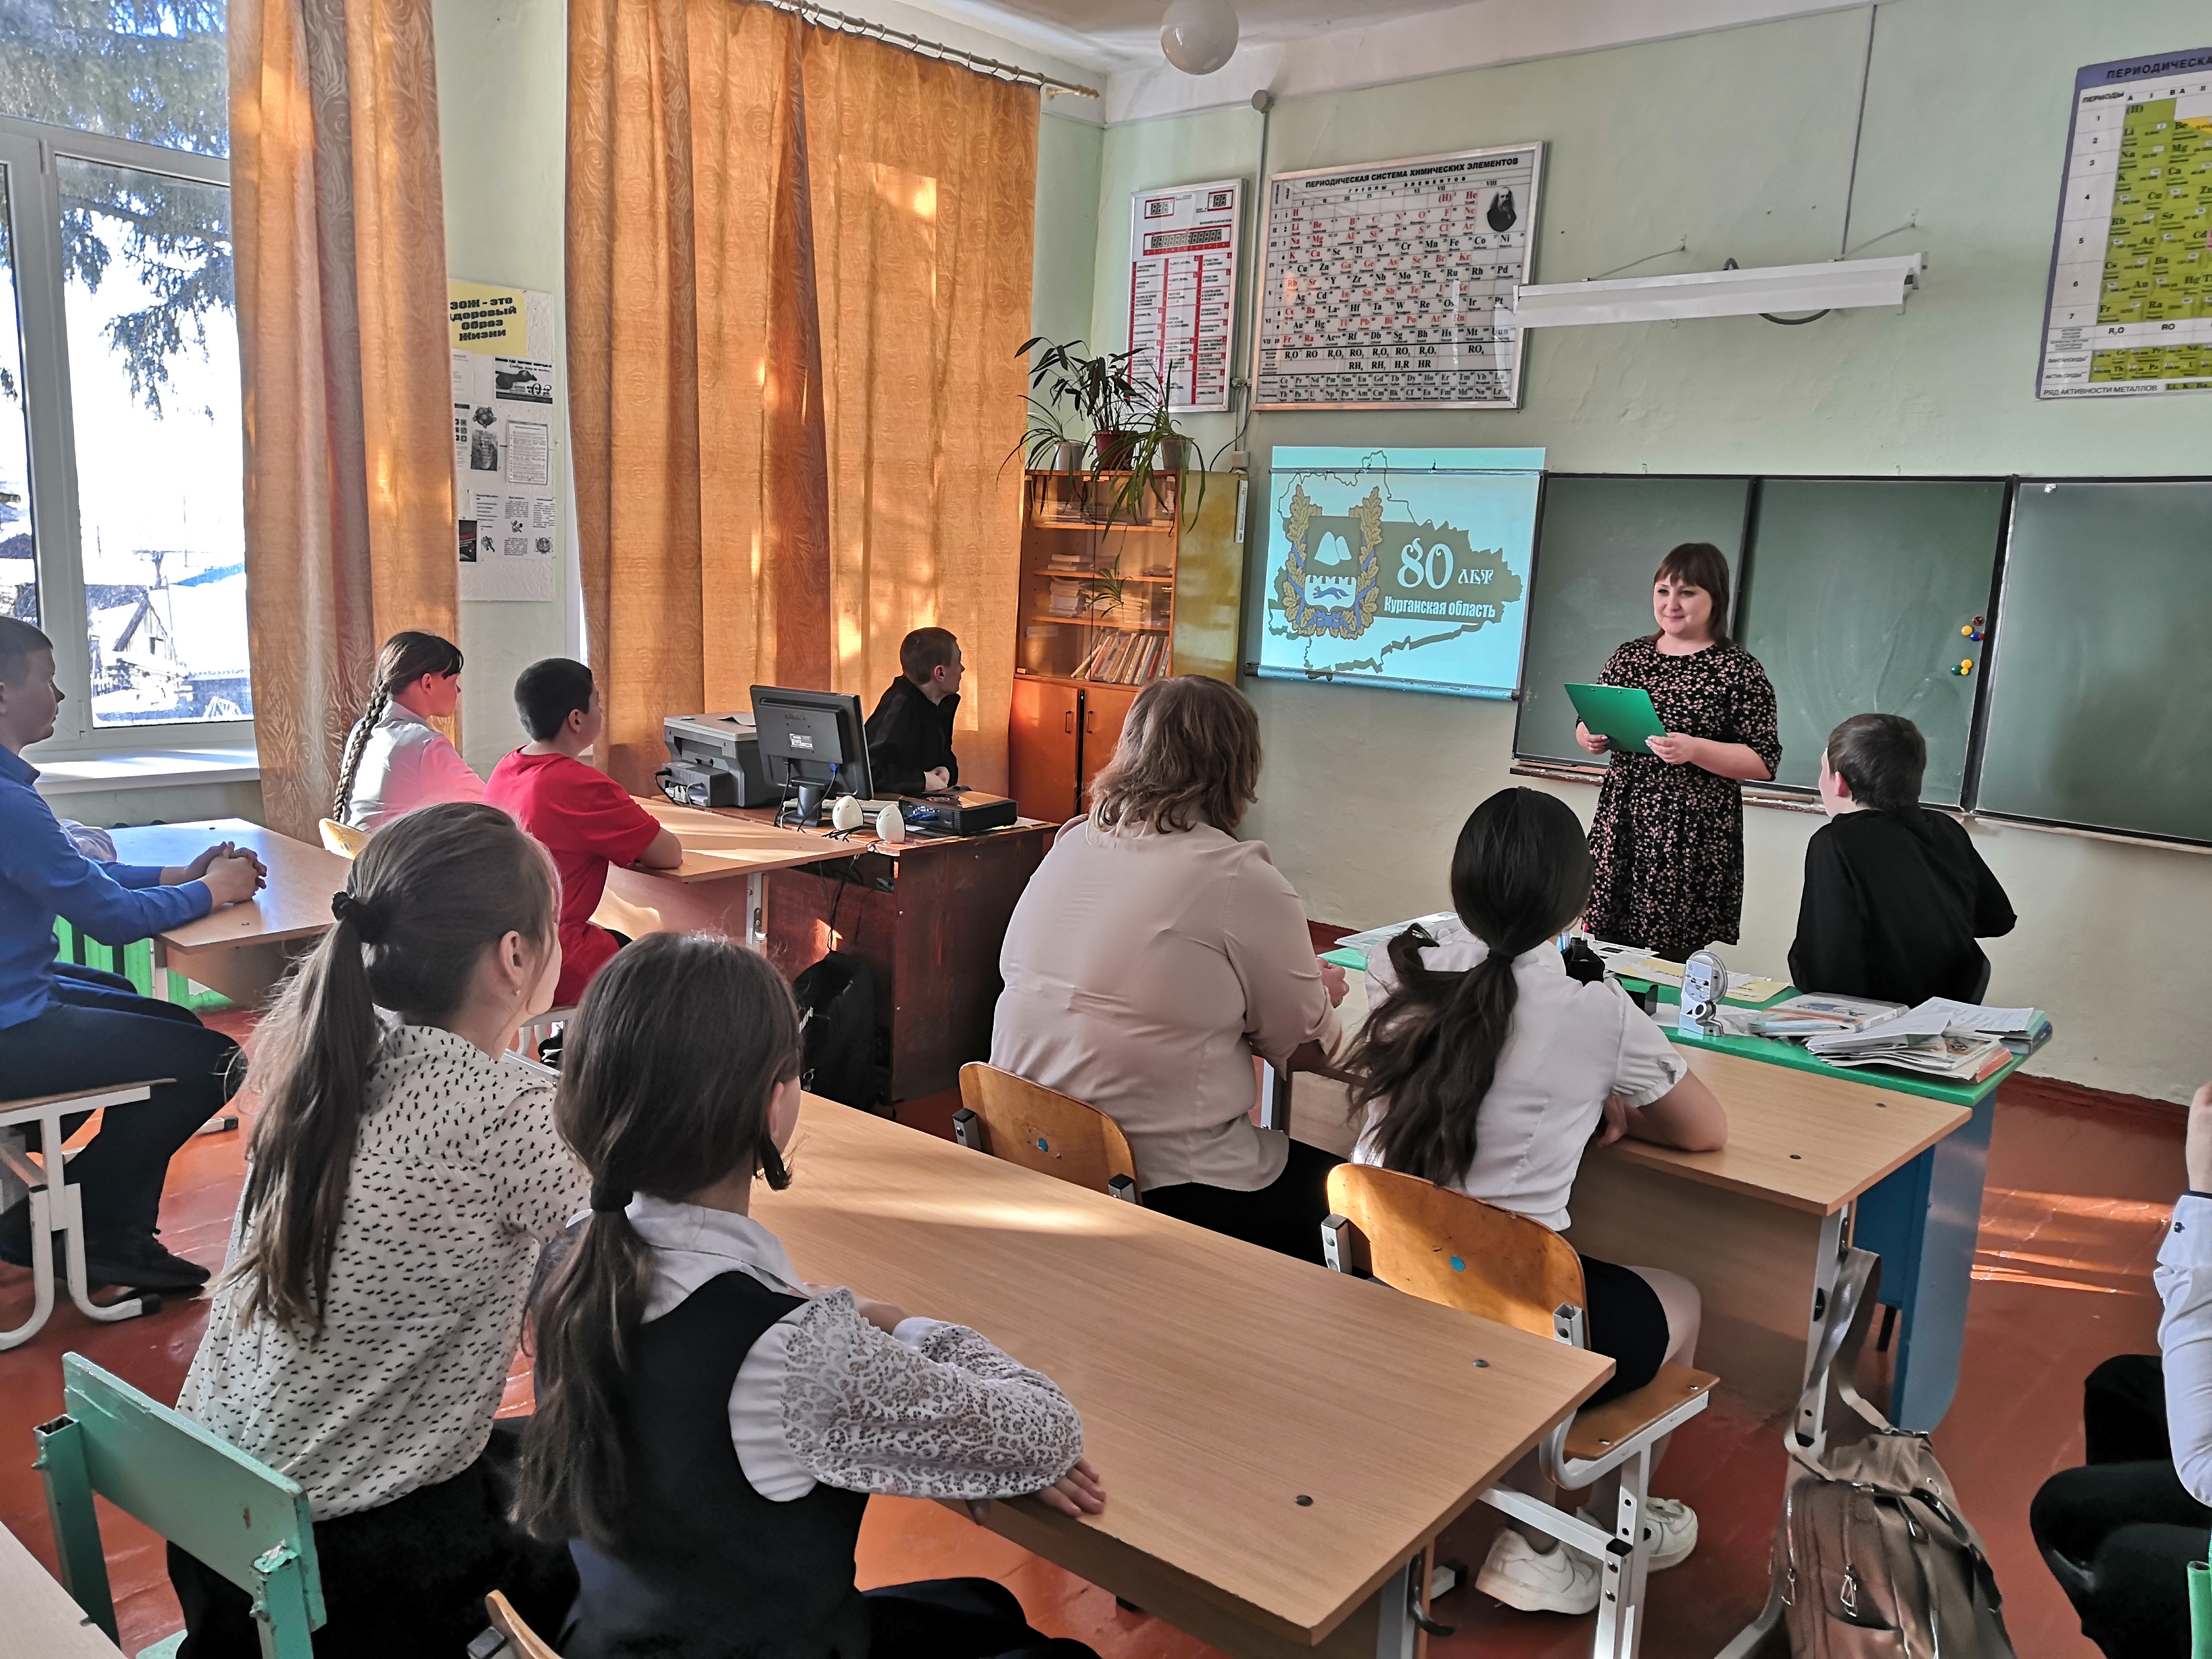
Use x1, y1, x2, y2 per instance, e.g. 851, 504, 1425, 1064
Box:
1574, 1496, 1699, 1571
1474, 1528, 1601, 1614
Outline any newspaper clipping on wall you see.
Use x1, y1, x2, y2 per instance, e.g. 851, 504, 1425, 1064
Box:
450, 280, 558, 601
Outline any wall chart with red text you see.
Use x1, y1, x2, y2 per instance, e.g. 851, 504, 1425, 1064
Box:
1127, 178, 1242, 414
1254, 143, 1542, 411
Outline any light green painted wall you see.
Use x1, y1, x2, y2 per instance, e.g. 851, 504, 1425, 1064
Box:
436, 0, 571, 774
1078, 0, 2212, 1102
1033, 113, 1103, 350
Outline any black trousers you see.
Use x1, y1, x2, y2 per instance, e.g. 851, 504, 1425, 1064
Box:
1142, 1139, 1343, 1266
2030, 1353, 2210, 1659
0, 964, 240, 1237
861, 1578, 1097, 1658
168, 1419, 578, 1658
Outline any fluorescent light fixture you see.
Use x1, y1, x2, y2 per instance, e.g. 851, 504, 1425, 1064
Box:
1512, 253, 1923, 328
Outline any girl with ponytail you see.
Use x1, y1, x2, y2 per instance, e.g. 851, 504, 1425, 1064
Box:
516, 933, 1105, 1659
171, 802, 584, 1655
1343, 788, 1729, 1617
335, 629, 483, 830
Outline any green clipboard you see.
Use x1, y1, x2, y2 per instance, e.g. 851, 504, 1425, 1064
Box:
1565, 683, 1666, 756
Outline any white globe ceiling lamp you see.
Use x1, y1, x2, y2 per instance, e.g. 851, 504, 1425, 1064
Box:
1161, 0, 1238, 76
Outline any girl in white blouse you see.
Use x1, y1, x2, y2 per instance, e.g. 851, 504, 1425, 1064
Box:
515, 933, 1105, 1659
335, 630, 486, 831
171, 802, 584, 1655
1345, 788, 1729, 1620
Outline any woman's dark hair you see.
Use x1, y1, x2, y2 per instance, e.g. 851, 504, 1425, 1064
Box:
515, 657, 596, 742
333, 630, 465, 817
1089, 675, 1262, 834
231, 802, 557, 1333
515, 934, 801, 1548
1344, 789, 1594, 1188
1648, 542, 1734, 647
1827, 712, 1925, 815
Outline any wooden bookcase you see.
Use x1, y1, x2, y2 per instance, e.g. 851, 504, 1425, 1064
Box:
1007, 468, 1245, 824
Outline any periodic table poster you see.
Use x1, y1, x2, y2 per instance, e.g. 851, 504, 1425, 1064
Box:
2036, 47, 2212, 399
1128, 179, 1241, 413
1254, 144, 1543, 410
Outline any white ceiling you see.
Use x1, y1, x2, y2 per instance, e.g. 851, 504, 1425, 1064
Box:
882, 0, 1882, 123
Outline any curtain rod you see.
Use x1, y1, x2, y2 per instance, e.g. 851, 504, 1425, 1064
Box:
756, 0, 1102, 97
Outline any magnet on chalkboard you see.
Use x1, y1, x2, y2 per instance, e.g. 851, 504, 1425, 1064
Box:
1487, 189, 1517, 233
1953, 660, 1975, 676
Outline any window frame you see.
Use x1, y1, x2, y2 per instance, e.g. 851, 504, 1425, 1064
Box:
0, 112, 248, 757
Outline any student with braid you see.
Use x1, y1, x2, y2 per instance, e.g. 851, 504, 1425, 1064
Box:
518, 933, 1104, 1659
1345, 788, 1729, 1617
335, 630, 484, 831
169, 803, 582, 1655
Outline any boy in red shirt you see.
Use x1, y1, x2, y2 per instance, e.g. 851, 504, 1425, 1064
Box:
485, 659, 681, 1004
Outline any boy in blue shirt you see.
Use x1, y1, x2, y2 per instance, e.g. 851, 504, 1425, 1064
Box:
0, 619, 264, 1290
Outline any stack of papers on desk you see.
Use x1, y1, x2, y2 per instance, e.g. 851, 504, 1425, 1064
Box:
1753, 993, 1904, 1038
1612, 952, 1791, 1005
1800, 996, 2047, 1081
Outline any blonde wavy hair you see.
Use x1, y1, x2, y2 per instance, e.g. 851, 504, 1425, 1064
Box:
1088, 675, 1262, 834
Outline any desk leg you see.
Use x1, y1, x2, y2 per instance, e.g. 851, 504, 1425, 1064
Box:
1887, 1089, 1995, 1432
1255, 1061, 1292, 1133
1796, 1207, 1850, 1457
1372, 1557, 1416, 1659
150, 938, 172, 1002
747, 873, 765, 953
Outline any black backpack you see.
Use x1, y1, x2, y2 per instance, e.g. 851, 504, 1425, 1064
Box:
792, 950, 889, 1111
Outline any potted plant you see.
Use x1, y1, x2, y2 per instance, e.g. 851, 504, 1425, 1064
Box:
1013, 337, 1202, 529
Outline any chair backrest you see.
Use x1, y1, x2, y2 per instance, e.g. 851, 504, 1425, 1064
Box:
956, 1063, 1140, 1198
1325, 1163, 1587, 1341
34, 1352, 323, 1654
318, 818, 367, 859
485, 1590, 564, 1659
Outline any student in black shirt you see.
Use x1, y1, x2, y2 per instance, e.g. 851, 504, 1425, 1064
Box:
864, 627, 962, 794
1788, 713, 2016, 1006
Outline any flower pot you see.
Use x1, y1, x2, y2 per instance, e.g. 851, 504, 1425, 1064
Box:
1052, 440, 1085, 472
1092, 429, 1140, 471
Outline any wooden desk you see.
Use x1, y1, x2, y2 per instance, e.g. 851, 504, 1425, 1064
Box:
758, 1096, 1610, 1659
612, 803, 1053, 1106
1289, 976, 1972, 1425
107, 819, 352, 1010
0, 1522, 123, 1658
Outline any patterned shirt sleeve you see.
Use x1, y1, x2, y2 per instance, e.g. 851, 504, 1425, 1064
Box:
1729, 651, 1783, 778
487, 1068, 588, 1239
769, 1289, 1084, 1500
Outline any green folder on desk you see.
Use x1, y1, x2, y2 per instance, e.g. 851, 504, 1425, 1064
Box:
1565, 683, 1666, 757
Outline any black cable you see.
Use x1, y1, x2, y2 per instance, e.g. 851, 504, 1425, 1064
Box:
1759, 309, 1831, 325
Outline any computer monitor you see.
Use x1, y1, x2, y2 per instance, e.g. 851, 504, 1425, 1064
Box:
750, 685, 874, 819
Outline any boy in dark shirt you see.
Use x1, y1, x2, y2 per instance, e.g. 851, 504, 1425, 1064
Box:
1788, 713, 2016, 1006
864, 627, 962, 795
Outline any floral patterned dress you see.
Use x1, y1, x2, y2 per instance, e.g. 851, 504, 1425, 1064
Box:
1585, 637, 1782, 962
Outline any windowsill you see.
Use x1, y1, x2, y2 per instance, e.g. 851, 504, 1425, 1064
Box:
29, 744, 261, 795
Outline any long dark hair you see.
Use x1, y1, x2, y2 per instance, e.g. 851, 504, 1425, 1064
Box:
231, 802, 557, 1332
333, 630, 465, 817
1345, 789, 1594, 1187
515, 934, 801, 1548
1647, 542, 1734, 647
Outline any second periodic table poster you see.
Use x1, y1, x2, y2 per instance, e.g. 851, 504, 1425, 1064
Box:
1254, 143, 1543, 411
1128, 178, 1242, 414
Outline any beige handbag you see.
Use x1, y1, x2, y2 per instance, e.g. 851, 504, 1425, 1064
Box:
1773, 1250, 2018, 1659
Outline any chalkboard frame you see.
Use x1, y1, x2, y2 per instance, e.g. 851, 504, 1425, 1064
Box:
1968, 473, 2212, 851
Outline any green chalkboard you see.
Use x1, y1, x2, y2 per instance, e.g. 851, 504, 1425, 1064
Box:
1736, 480, 2005, 807
1515, 476, 1749, 764
1976, 480, 2212, 843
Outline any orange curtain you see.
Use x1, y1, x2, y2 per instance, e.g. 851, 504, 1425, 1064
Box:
568, 0, 1034, 792
230, 0, 457, 837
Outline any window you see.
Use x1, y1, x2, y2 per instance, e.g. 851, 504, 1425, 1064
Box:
0, 0, 246, 745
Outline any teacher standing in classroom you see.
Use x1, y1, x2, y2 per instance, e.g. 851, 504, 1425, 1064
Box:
1575, 542, 1782, 962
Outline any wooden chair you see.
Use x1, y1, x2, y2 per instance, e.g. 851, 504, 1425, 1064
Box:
1322, 1165, 1717, 1659
0, 1083, 171, 1348
317, 818, 367, 859
479, 1590, 563, 1659
953, 1063, 1140, 1203
35, 1353, 324, 1657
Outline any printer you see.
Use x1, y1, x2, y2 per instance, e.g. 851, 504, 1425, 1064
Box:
660, 711, 778, 808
